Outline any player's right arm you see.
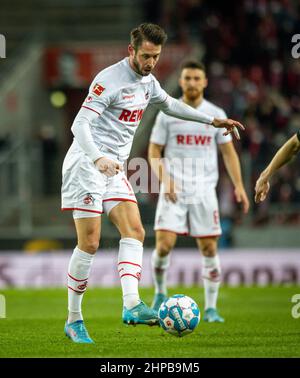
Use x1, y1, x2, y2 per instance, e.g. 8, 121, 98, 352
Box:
71, 76, 122, 177
255, 132, 300, 203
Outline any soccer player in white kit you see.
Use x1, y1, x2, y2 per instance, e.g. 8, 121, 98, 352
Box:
61, 24, 245, 343
149, 61, 249, 322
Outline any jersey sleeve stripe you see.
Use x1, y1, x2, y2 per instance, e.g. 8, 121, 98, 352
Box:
82, 105, 101, 116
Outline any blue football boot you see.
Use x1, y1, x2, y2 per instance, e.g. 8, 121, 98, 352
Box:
151, 293, 168, 312
64, 320, 94, 343
122, 301, 159, 326
203, 308, 225, 323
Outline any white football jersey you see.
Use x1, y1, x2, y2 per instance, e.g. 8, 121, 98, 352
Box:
72, 57, 168, 163
150, 98, 232, 192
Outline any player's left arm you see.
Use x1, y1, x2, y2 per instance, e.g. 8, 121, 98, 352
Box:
255, 133, 300, 203
219, 141, 250, 214
150, 78, 244, 140
156, 97, 244, 140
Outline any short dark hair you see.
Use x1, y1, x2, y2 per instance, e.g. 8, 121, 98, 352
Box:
130, 23, 168, 51
181, 60, 206, 73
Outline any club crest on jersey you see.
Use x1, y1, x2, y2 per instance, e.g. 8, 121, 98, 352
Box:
92, 83, 105, 96
83, 193, 95, 205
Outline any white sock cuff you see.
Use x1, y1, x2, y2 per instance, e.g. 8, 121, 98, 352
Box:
119, 238, 143, 248
151, 249, 170, 269
202, 255, 220, 269
74, 246, 95, 262
118, 238, 143, 266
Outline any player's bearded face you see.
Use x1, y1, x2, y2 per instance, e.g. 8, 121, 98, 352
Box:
130, 41, 161, 76
180, 68, 208, 101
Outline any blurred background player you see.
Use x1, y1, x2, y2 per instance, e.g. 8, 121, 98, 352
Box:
255, 131, 300, 203
61, 24, 244, 343
149, 61, 249, 322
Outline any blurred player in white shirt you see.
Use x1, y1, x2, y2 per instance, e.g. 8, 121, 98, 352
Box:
149, 61, 249, 322
62, 24, 245, 343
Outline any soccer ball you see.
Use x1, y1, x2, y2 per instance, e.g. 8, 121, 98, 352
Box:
158, 294, 200, 337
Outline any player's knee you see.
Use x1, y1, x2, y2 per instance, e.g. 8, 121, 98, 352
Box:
156, 241, 173, 257
126, 224, 145, 242
79, 236, 99, 254
201, 241, 217, 257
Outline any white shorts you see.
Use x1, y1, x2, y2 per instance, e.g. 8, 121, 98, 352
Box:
154, 189, 222, 238
61, 148, 136, 218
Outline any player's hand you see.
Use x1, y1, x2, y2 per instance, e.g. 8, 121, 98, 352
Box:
255, 173, 270, 203
94, 157, 123, 177
234, 186, 250, 214
164, 179, 178, 203
165, 192, 177, 203
212, 118, 245, 140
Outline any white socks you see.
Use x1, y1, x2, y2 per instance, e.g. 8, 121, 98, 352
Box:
202, 255, 221, 310
118, 238, 143, 309
67, 239, 143, 321
67, 246, 94, 324
67, 243, 221, 320
151, 249, 170, 295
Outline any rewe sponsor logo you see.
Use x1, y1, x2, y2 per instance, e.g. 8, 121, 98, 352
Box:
176, 134, 212, 146
119, 109, 144, 122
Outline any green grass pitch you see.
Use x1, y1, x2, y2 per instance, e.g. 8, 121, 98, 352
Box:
0, 286, 299, 358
